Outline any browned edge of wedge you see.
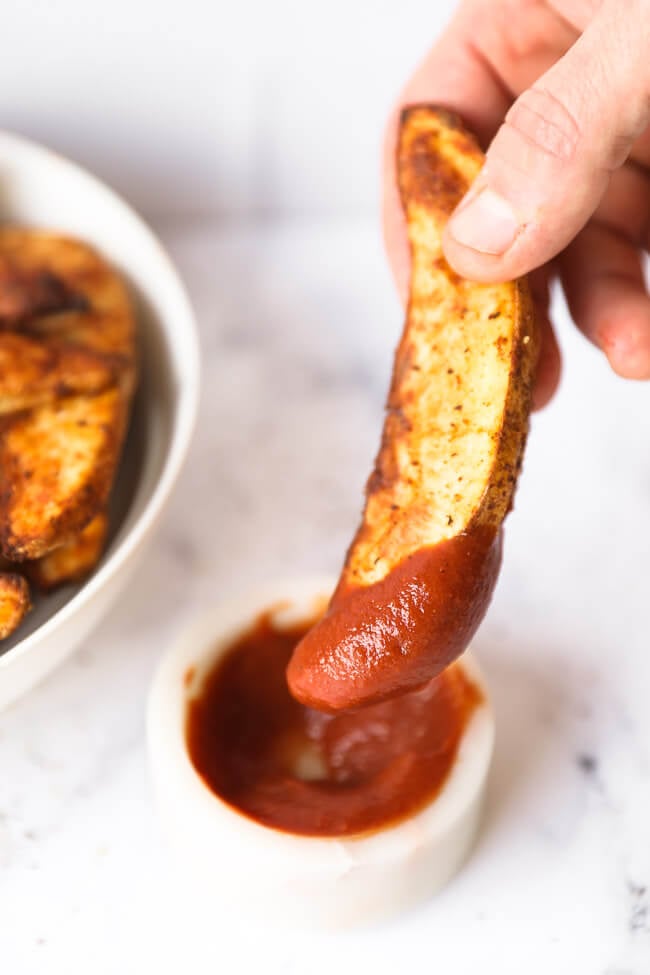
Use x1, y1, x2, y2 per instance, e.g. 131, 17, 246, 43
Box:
0, 572, 31, 639
23, 511, 109, 592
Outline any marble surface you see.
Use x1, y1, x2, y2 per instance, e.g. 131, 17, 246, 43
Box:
2, 217, 650, 974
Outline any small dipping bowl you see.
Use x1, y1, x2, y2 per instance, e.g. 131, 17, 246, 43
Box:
147, 577, 494, 928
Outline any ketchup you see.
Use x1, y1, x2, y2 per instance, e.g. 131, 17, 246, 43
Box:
186, 611, 481, 837
287, 526, 501, 711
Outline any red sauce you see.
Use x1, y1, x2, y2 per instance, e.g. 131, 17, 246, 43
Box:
185, 611, 482, 837
287, 525, 501, 711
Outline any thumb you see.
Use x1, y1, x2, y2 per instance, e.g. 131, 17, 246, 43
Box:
443, 3, 650, 282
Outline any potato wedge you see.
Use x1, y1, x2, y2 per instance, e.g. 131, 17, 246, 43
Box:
0, 333, 119, 415
0, 572, 31, 639
0, 254, 85, 326
288, 106, 538, 710
0, 387, 129, 560
0, 229, 136, 363
0, 230, 137, 563
24, 512, 108, 591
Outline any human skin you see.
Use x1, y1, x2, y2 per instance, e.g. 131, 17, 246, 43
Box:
383, 0, 650, 407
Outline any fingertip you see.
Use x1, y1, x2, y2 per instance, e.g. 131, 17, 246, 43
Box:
600, 319, 650, 380
387, 232, 410, 307
532, 312, 562, 410
533, 341, 562, 409
441, 225, 520, 284
382, 124, 410, 306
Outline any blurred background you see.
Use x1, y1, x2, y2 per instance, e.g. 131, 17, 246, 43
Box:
0, 0, 448, 219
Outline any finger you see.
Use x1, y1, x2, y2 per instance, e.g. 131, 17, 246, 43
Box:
383, 5, 511, 303
443, 3, 650, 283
559, 221, 650, 379
593, 160, 650, 245
528, 265, 562, 409
534, 311, 562, 408
545, 0, 602, 32
472, 0, 578, 97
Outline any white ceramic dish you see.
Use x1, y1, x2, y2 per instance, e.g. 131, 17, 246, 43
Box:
148, 577, 494, 929
0, 130, 199, 712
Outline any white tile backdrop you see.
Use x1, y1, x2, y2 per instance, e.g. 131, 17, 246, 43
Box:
0, 1, 455, 217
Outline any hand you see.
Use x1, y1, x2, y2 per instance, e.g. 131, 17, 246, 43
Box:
383, 0, 650, 407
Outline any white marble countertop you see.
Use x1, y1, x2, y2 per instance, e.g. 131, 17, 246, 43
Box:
1, 216, 650, 974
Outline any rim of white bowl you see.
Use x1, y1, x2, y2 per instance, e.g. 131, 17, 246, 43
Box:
148, 576, 495, 870
0, 129, 200, 669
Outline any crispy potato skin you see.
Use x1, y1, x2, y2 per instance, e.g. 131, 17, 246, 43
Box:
288, 107, 538, 710
24, 512, 108, 591
0, 230, 137, 563
0, 572, 31, 639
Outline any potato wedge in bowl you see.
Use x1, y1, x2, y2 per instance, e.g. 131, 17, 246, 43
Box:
288, 106, 539, 711
22, 512, 109, 592
0, 228, 137, 635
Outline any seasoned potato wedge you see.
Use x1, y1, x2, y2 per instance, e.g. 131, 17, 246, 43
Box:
0, 572, 31, 639
288, 106, 538, 710
0, 230, 137, 566
0, 253, 85, 326
0, 333, 119, 415
0, 229, 136, 362
24, 512, 108, 591
0, 388, 129, 560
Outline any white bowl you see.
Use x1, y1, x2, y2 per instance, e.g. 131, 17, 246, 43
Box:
148, 577, 494, 929
0, 130, 200, 711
